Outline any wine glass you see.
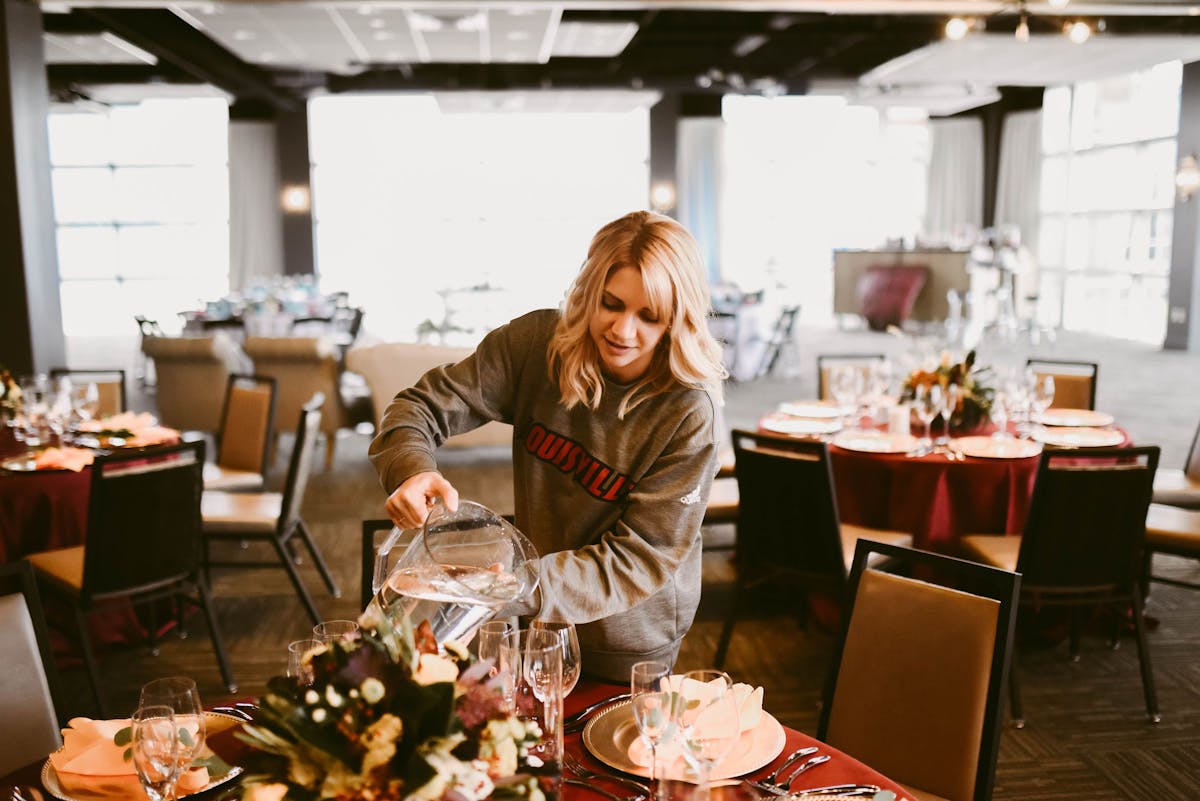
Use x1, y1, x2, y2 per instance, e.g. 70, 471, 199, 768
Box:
131, 704, 182, 801
912, 384, 941, 455
631, 660, 678, 800
1031, 373, 1055, 431
991, 390, 1012, 439
830, 366, 864, 430
71, 382, 100, 424
530, 619, 581, 697
937, 383, 961, 444
506, 628, 564, 766
313, 619, 360, 644
139, 677, 205, 772
677, 670, 739, 801
287, 638, 322, 686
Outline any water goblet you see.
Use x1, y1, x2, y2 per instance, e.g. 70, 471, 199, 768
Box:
72, 381, 100, 425
1031, 373, 1055, 431
139, 677, 205, 771
530, 619, 581, 697
477, 619, 515, 672
287, 638, 322, 686
912, 384, 941, 455
937, 383, 961, 444
131, 704, 182, 801
677, 670, 739, 801
991, 390, 1012, 439
313, 619, 360, 644
631, 660, 679, 800
830, 365, 864, 430
502, 628, 564, 770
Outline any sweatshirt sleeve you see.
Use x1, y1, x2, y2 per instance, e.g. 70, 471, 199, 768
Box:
368, 313, 543, 493
535, 397, 718, 625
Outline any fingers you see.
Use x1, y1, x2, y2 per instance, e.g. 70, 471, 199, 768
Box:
386, 471, 459, 529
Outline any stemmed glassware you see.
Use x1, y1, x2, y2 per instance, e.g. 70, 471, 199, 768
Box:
991, 390, 1012, 439
287, 638, 321, 686
529, 619, 581, 697
936, 383, 961, 445
830, 366, 864, 430
313, 619, 360, 644
677, 669, 740, 801
139, 677, 206, 775
1031, 373, 1055, 432
631, 661, 679, 801
131, 704, 182, 801
510, 628, 565, 769
477, 620, 515, 673
912, 384, 941, 455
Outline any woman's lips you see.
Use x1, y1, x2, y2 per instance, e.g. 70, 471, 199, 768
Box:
604, 338, 634, 354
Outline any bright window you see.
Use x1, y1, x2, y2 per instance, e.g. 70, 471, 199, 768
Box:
721, 96, 930, 324
308, 94, 650, 344
1037, 62, 1180, 344
47, 99, 230, 336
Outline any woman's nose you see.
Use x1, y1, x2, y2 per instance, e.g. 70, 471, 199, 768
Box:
612, 312, 637, 338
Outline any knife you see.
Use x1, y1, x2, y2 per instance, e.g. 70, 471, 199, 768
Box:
743, 782, 882, 798
564, 693, 632, 733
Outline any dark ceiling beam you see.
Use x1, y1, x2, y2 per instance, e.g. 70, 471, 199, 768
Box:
47, 63, 196, 85
77, 8, 299, 111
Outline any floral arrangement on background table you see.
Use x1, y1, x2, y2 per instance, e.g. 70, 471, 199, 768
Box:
0, 367, 20, 417
238, 608, 546, 801
900, 349, 994, 432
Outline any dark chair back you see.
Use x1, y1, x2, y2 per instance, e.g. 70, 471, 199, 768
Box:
279, 393, 325, 533
361, 518, 404, 609
819, 540, 1020, 801
216, 374, 277, 474
82, 440, 205, 600
1017, 446, 1159, 594
48, 368, 127, 418
730, 429, 849, 594
1025, 358, 1098, 410
0, 560, 65, 772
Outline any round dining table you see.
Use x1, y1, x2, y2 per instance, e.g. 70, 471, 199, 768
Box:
0, 680, 908, 801
0, 428, 91, 565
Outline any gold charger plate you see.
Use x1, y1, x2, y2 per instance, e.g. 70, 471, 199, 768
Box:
41, 712, 245, 801
1034, 408, 1114, 428
954, 436, 1043, 460
831, 431, 919, 454
582, 699, 785, 782
1032, 427, 1124, 448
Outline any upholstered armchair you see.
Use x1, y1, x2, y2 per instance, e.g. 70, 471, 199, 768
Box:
141, 335, 246, 433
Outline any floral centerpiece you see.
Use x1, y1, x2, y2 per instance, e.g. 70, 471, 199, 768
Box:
900, 349, 994, 432
237, 607, 547, 801
0, 367, 20, 417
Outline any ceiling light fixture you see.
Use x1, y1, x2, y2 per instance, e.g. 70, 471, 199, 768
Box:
1015, 1, 1030, 41
1065, 20, 1091, 43
945, 16, 971, 40
1047, 0, 1070, 8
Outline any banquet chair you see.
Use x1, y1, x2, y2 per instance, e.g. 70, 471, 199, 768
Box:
816, 353, 886, 400
960, 446, 1161, 724
713, 429, 912, 668
0, 560, 65, 774
48, 368, 126, 418
1150, 416, 1200, 509
142, 335, 246, 433
753, 304, 800, 380
201, 393, 341, 625
1025, 358, 1098, 410
1143, 503, 1200, 591
819, 540, 1019, 801
203, 374, 277, 492
26, 440, 236, 717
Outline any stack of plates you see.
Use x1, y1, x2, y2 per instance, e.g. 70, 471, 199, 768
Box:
1032, 427, 1124, 448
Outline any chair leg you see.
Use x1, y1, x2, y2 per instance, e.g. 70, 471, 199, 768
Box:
714, 576, 746, 669
1129, 593, 1161, 723
145, 602, 161, 657
1008, 651, 1025, 729
1068, 609, 1082, 662
74, 606, 108, 718
271, 530, 324, 625
194, 584, 238, 694
295, 519, 342, 598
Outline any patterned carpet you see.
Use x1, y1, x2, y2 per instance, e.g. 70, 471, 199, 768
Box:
45, 323, 1200, 798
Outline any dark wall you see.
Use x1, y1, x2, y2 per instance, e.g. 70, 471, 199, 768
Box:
1165, 61, 1200, 350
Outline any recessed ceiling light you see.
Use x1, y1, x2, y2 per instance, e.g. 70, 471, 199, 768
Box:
1065, 20, 1090, 43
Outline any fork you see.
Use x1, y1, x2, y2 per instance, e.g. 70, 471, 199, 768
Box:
562, 751, 650, 798
780, 755, 832, 789
760, 746, 820, 787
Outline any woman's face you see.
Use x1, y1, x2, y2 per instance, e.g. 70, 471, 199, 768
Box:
589, 266, 669, 384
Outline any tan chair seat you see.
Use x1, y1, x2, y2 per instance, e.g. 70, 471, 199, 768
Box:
1145, 503, 1200, 553
26, 546, 84, 594
703, 477, 740, 524
960, 534, 1021, 572
1151, 468, 1200, 509
202, 462, 263, 492
716, 445, 736, 479
202, 491, 282, 533
839, 523, 913, 570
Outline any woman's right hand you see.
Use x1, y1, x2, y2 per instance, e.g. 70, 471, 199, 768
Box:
385, 471, 459, 529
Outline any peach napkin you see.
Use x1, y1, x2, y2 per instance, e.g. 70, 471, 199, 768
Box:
34, 447, 95, 472
48, 717, 210, 801
79, 412, 158, 434
122, 426, 181, 448
626, 676, 763, 770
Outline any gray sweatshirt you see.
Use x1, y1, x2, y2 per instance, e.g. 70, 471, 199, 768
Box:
369, 309, 720, 682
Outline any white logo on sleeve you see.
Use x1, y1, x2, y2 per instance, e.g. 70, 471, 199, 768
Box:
680, 486, 702, 505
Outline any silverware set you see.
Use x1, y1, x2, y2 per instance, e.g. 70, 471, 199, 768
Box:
564, 693, 631, 734
563, 751, 650, 801
906, 443, 964, 460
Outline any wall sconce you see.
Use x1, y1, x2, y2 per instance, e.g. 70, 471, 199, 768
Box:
650, 181, 676, 214
281, 184, 312, 214
1176, 155, 1200, 203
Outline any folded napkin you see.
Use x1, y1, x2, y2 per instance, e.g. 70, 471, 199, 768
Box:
122, 426, 181, 448
79, 412, 158, 434
34, 447, 95, 472
626, 676, 763, 771
48, 717, 211, 800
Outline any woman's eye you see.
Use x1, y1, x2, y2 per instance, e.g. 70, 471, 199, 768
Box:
602, 298, 621, 311
639, 312, 660, 324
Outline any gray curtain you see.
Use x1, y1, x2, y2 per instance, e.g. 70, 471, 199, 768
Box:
678, 116, 724, 284
923, 117, 984, 245
228, 120, 284, 292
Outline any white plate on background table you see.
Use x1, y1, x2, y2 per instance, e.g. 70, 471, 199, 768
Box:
583, 699, 785, 782
1033, 408, 1115, 428
760, 415, 843, 436
954, 436, 1043, 460
41, 711, 245, 801
831, 431, 920, 454
777, 400, 842, 419
1032, 427, 1124, 448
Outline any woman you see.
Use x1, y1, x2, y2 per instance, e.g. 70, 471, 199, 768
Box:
369, 210, 727, 681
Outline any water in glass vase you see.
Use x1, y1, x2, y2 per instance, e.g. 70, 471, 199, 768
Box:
373, 563, 523, 646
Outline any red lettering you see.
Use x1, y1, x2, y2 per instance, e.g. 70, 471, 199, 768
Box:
601, 474, 627, 501
537, 433, 565, 460
525, 424, 547, 453
587, 466, 612, 496
556, 443, 581, 472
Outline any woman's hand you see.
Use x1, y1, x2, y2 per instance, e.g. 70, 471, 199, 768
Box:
386, 471, 459, 529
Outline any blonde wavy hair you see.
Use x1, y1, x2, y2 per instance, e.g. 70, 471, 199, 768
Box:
547, 210, 727, 417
